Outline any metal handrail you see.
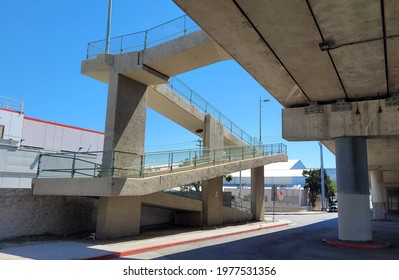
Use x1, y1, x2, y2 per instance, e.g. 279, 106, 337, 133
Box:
37, 144, 287, 179
86, 15, 199, 59
167, 77, 263, 147
0, 96, 24, 113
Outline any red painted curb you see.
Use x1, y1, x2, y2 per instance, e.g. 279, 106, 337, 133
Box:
322, 239, 391, 249
82, 223, 290, 260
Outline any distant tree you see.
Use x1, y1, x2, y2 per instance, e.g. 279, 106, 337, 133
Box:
329, 182, 337, 202
302, 169, 333, 208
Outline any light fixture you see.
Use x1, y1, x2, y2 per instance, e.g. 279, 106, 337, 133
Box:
319, 42, 331, 51
195, 129, 203, 133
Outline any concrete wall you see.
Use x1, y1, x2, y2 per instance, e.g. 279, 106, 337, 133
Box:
224, 187, 307, 211
0, 189, 98, 241
222, 207, 253, 224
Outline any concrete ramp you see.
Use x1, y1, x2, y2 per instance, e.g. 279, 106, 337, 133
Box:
81, 30, 231, 86
148, 84, 248, 147
32, 153, 287, 197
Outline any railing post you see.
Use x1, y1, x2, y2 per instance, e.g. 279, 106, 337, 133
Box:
213, 149, 216, 164
194, 151, 197, 168
183, 15, 187, 34
229, 147, 232, 162
120, 36, 123, 54
242, 146, 244, 160
36, 153, 42, 178
72, 153, 76, 178
144, 30, 148, 50
111, 151, 115, 177
86, 43, 90, 59
140, 155, 144, 178
170, 153, 174, 172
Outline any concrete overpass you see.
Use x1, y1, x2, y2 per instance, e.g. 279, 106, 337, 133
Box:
33, 28, 288, 239
173, 0, 399, 241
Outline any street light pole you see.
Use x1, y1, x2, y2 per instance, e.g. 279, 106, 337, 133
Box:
105, 0, 113, 54
319, 141, 326, 211
259, 98, 270, 143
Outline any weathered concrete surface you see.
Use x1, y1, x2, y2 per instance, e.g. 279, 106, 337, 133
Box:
102, 72, 147, 177
0, 189, 97, 241
282, 99, 399, 141
141, 192, 202, 213
148, 85, 247, 147
202, 115, 225, 226
251, 166, 265, 221
96, 196, 142, 239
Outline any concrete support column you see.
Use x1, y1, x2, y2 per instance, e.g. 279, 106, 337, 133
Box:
336, 137, 372, 241
370, 171, 386, 220
96, 196, 142, 239
251, 166, 265, 221
203, 177, 224, 226
202, 115, 224, 226
102, 71, 148, 177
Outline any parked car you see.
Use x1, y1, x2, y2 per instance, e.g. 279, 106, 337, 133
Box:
328, 203, 338, 212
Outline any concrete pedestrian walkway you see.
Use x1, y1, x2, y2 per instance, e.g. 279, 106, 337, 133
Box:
0, 219, 292, 260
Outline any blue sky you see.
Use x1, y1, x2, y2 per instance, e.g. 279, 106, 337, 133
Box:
1, 0, 335, 168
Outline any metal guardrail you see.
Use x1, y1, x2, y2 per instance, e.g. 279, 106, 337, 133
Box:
0, 96, 24, 113
168, 77, 263, 147
86, 15, 199, 59
37, 143, 287, 179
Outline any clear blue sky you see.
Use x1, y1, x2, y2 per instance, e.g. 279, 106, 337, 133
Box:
1, 0, 335, 168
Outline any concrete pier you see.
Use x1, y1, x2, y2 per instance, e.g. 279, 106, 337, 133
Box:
336, 137, 372, 241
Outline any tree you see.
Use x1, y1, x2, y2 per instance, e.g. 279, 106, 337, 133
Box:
302, 169, 333, 208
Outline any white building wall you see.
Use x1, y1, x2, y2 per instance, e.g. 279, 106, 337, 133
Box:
21, 117, 104, 152
0, 109, 104, 188
0, 148, 39, 188
0, 108, 24, 144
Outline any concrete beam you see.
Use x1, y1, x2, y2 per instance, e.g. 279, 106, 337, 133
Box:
283, 99, 399, 141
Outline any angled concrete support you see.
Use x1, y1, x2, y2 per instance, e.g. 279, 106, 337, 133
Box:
96, 196, 142, 239
202, 115, 224, 226
370, 171, 387, 220
336, 137, 372, 241
102, 71, 148, 177
251, 166, 265, 221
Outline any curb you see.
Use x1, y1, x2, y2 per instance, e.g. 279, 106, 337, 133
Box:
82, 222, 290, 260
322, 238, 391, 249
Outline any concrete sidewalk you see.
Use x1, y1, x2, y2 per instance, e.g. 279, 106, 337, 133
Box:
0, 219, 292, 260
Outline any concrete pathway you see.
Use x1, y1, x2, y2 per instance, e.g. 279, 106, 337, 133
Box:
0, 219, 292, 260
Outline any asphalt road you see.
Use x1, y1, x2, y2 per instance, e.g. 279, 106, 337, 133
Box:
118, 213, 399, 260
